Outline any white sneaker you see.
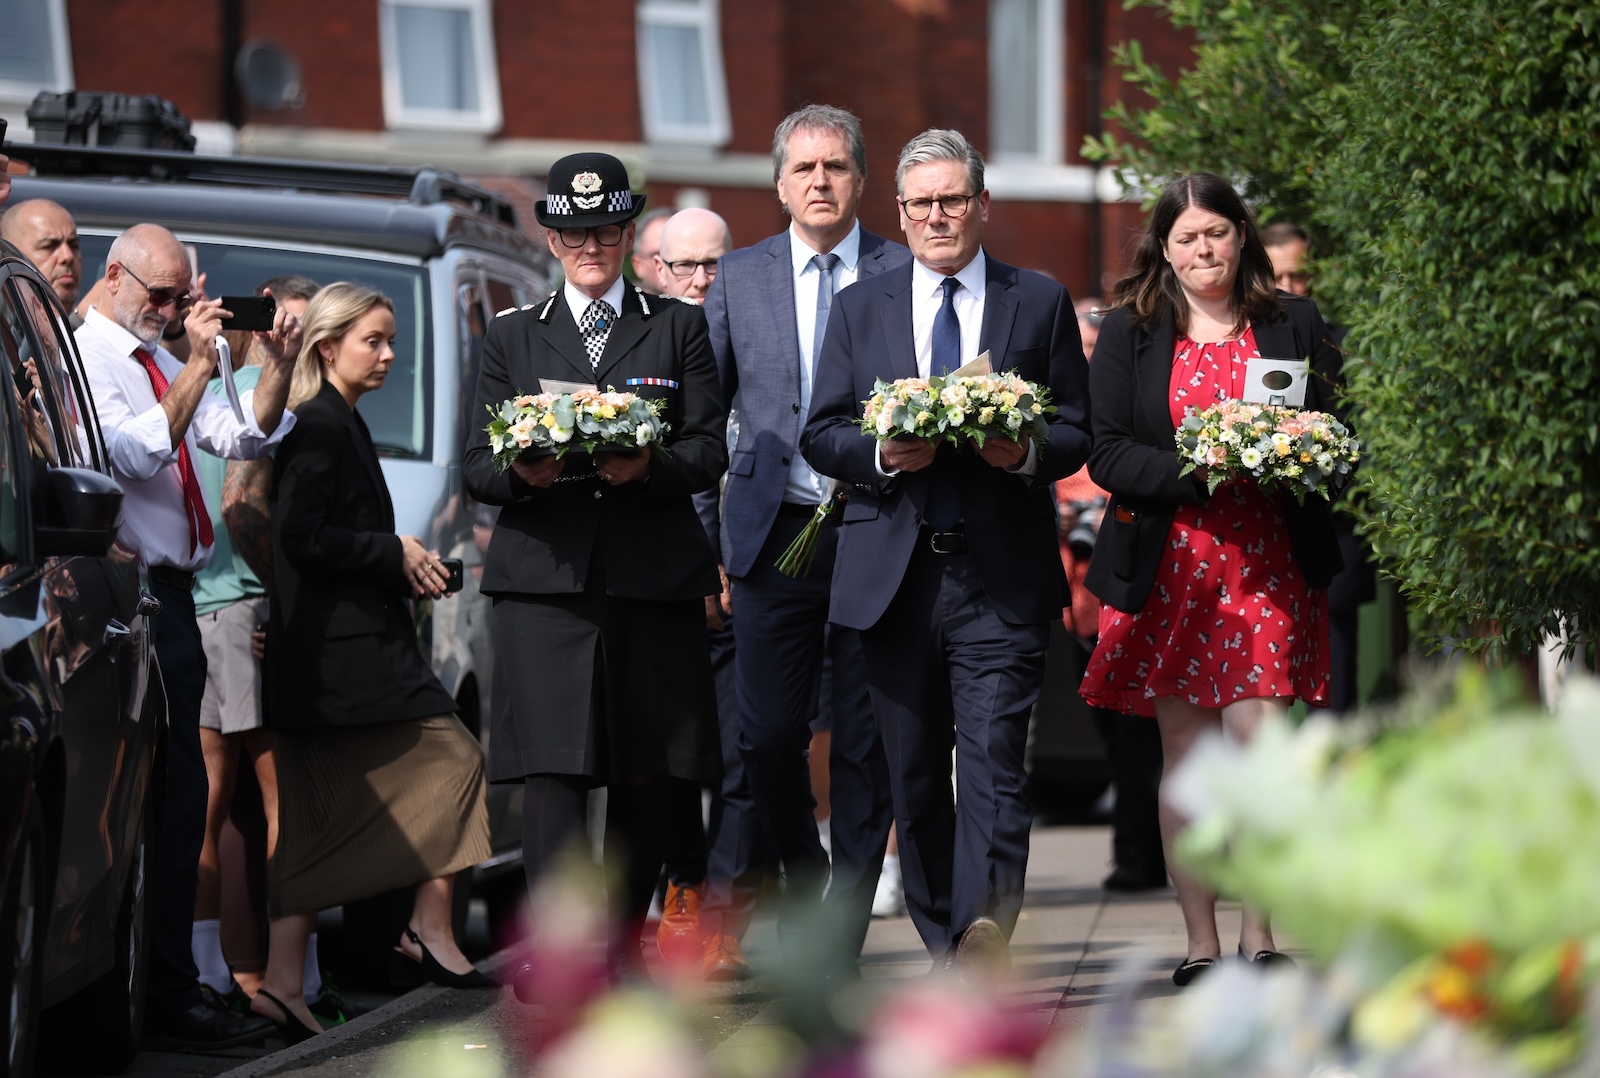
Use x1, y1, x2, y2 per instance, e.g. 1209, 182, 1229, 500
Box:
872, 854, 906, 917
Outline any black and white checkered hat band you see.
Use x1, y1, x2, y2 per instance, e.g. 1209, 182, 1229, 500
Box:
544, 191, 634, 218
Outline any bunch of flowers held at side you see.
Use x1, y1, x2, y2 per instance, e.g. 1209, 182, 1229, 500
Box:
1175, 399, 1358, 503
1163, 671, 1600, 1072
858, 371, 1053, 449
483, 387, 669, 473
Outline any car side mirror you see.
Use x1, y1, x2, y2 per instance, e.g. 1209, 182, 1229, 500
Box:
35, 466, 124, 558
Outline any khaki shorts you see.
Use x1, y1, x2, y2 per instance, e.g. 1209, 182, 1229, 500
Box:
198, 595, 269, 735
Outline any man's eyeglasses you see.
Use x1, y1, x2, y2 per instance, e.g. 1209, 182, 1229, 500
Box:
118, 264, 193, 313
663, 259, 720, 278
557, 225, 626, 249
898, 194, 976, 222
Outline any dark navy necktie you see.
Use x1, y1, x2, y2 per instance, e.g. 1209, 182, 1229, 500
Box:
925, 276, 963, 528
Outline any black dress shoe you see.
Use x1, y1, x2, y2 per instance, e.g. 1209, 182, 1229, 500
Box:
1239, 946, 1297, 968
401, 927, 498, 989
307, 980, 366, 1026
955, 916, 1011, 980
1171, 957, 1216, 986
142, 997, 276, 1051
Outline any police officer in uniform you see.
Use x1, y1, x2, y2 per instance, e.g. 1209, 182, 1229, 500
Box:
462, 153, 728, 986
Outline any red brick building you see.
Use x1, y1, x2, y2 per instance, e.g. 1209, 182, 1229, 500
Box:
1, 0, 1193, 297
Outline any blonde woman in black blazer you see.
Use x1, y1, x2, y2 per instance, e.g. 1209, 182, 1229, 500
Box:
253, 283, 493, 1043
1081, 174, 1346, 987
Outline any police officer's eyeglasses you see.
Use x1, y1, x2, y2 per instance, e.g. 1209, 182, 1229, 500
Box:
664, 259, 720, 278
118, 264, 193, 313
898, 194, 976, 222
557, 225, 626, 248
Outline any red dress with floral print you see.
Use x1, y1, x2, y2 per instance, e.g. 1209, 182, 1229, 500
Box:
1081, 328, 1329, 718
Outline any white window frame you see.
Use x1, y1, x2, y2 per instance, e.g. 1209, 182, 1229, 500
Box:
988, 0, 1063, 167
0, 0, 74, 102
636, 0, 731, 147
378, 0, 503, 134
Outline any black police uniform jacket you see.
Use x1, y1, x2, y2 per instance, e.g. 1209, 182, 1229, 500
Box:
267, 380, 456, 729
463, 286, 728, 782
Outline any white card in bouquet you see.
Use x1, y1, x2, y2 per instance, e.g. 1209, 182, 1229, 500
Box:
950, 350, 993, 379
213, 337, 247, 424
539, 378, 598, 395
1242, 357, 1309, 407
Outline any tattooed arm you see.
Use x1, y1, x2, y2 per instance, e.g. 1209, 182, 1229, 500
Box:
222, 456, 274, 587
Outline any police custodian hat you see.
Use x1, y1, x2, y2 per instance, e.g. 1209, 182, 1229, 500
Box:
535, 152, 648, 230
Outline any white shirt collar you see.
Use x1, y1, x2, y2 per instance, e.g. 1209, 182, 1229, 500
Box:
912, 248, 988, 302
84, 305, 159, 359
789, 220, 863, 277
563, 275, 629, 326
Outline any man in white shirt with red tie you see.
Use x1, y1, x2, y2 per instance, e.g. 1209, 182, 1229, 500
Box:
77, 223, 299, 1051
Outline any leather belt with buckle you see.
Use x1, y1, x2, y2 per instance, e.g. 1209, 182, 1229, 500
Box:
148, 565, 197, 591
923, 526, 968, 555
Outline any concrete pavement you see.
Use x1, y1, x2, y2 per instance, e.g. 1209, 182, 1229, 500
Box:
173, 823, 1263, 1077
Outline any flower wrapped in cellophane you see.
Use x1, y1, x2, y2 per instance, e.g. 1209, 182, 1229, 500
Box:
859, 371, 1053, 448
484, 387, 669, 473
1175, 399, 1358, 503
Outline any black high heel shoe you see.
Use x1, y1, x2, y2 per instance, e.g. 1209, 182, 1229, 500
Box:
254, 988, 322, 1045
400, 927, 498, 989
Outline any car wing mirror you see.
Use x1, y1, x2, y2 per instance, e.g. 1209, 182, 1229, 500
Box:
35, 466, 125, 558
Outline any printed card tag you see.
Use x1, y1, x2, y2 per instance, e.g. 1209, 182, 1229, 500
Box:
1242, 357, 1309, 407
950, 350, 993, 379
539, 378, 598, 395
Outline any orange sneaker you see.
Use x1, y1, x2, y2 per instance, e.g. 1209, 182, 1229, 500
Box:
656, 881, 704, 966
701, 933, 750, 982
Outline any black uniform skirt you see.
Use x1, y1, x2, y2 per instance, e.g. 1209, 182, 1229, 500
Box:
487, 568, 720, 785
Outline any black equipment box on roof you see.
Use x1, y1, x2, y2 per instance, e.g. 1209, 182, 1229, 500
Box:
26, 91, 196, 152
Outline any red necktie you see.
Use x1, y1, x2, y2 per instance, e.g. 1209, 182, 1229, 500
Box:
135, 348, 215, 556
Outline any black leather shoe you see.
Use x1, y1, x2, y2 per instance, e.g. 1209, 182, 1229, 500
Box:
254, 988, 322, 1046
1172, 957, 1216, 987
1239, 946, 1297, 968
307, 980, 366, 1026
203, 979, 251, 1015
955, 917, 1011, 981
142, 997, 275, 1051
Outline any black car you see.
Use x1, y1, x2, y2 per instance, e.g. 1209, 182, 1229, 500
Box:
0, 241, 165, 1076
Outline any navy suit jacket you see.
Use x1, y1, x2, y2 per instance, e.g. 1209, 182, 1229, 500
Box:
698, 227, 910, 577
799, 253, 1092, 631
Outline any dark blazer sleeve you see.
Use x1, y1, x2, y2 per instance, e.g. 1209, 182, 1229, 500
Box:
799, 291, 882, 488
1086, 309, 1209, 505
274, 407, 406, 589
463, 313, 531, 507
634, 303, 727, 500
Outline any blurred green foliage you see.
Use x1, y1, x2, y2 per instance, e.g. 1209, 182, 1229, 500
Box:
1088, 0, 1600, 657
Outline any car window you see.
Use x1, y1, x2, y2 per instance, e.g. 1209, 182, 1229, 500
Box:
8, 275, 95, 470
80, 235, 433, 460
0, 287, 34, 567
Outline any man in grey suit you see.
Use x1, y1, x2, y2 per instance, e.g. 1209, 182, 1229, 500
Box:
699, 105, 908, 977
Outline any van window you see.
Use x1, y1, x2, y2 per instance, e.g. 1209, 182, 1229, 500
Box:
80, 235, 433, 460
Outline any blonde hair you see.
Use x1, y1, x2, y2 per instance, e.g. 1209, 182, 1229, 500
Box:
288, 282, 394, 410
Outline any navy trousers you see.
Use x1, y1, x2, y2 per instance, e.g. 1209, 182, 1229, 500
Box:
146, 580, 208, 1017
859, 544, 1049, 958
724, 506, 891, 958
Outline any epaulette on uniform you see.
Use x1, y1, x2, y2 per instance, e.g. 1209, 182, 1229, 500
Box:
535, 290, 560, 323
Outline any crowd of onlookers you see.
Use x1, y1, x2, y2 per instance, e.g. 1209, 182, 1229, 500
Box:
0, 97, 1365, 1057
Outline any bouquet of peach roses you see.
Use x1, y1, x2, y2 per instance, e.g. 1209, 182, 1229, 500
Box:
484, 387, 669, 473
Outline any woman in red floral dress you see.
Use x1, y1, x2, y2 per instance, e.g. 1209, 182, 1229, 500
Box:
1081, 173, 1347, 986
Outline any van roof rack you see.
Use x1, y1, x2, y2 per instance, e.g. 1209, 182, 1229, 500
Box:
3, 141, 519, 228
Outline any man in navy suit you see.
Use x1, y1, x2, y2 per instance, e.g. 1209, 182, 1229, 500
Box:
800, 129, 1091, 976
699, 105, 907, 978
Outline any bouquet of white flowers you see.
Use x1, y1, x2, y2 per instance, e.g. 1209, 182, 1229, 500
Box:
483, 387, 669, 473
1175, 399, 1359, 503
859, 371, 1053, 448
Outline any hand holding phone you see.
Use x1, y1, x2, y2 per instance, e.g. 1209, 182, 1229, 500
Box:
219, 294, 278, 332
441, 558, 464, 595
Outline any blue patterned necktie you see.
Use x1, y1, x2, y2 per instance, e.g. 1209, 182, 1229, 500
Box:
925, 276, 963, 528
811, 251, 841, 370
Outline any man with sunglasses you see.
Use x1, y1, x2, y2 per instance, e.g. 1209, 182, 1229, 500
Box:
463, 153, 727, 992
801, 129, 1091, 981
76, 222, 300, 1051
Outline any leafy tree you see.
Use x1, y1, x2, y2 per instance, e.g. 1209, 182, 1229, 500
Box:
1089, 0, 1600, 658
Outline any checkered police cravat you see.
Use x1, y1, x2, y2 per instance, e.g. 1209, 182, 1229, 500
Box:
579, 299, 616, 371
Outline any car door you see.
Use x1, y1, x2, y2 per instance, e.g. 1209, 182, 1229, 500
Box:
0, 269, 153, 985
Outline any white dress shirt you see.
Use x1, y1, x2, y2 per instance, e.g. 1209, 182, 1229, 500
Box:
879, 249, 1037, 477
76, 307, 294, 571
786, 220, 862, 505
